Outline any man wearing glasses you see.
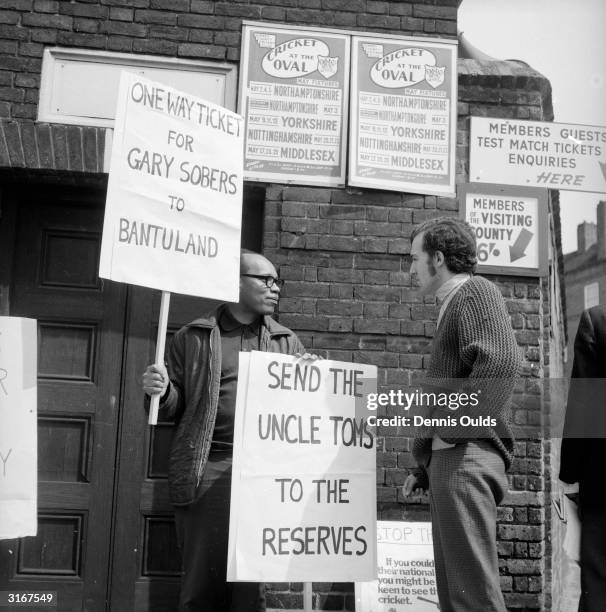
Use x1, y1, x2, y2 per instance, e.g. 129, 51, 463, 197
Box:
142, 250, 304, 611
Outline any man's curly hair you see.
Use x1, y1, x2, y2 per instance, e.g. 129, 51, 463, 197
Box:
411, 216, 477, 274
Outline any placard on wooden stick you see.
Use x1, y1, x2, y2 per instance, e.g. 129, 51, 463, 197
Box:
98, 72, 244, 425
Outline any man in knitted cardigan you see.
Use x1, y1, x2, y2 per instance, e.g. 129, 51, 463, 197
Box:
402, 217, 520, 612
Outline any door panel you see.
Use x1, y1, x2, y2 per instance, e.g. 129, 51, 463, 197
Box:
110, 287, 218, 611
0, 187, 126, 611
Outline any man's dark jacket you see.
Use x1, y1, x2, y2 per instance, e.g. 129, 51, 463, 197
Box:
559, 305, 606, 505
160, 307, 304, 506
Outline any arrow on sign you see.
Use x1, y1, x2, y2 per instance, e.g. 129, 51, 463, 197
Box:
509, 228, 533, 262
599, 160, 606, 182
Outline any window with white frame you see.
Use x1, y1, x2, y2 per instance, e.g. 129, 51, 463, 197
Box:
38, 48, 238, 129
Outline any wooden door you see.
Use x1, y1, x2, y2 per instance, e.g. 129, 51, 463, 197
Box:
0, 185, 127, 611
109, 288, 218, 611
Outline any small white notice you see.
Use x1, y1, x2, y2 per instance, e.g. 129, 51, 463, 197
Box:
356, 521, 438, 611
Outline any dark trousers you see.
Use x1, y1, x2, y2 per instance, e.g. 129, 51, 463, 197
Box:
174, 450, 260, 612
578, 500, 606, 612
428, 441, 508, 612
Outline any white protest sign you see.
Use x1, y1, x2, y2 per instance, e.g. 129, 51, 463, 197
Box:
470, 117, 606, 194
228, 352, 377, 582
0, 317, 37, 539
459, 183, 548, 277
99, 72, 244, 301
356, 521, 437, 611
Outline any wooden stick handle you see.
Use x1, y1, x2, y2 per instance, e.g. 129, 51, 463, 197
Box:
149, 291, 171, 426
304, 583, 313, 612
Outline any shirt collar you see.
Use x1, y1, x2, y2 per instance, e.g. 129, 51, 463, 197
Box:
436, 273, 471, 305
218, 308, 261, 333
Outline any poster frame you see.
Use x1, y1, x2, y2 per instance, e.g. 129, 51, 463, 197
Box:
348, 33, 458, 197
239, 22, 351, 188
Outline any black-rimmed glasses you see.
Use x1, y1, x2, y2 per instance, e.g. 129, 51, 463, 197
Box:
241, 274, 284, 289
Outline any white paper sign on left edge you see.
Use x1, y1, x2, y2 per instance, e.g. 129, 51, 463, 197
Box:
99, 72, 244, 301
0, 317, 37, 540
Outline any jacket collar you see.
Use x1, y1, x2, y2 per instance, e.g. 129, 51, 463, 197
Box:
261, 313, 294, 338
185, 304, 292, 338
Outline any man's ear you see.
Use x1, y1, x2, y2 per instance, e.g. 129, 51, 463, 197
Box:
433, 250, 445, 268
